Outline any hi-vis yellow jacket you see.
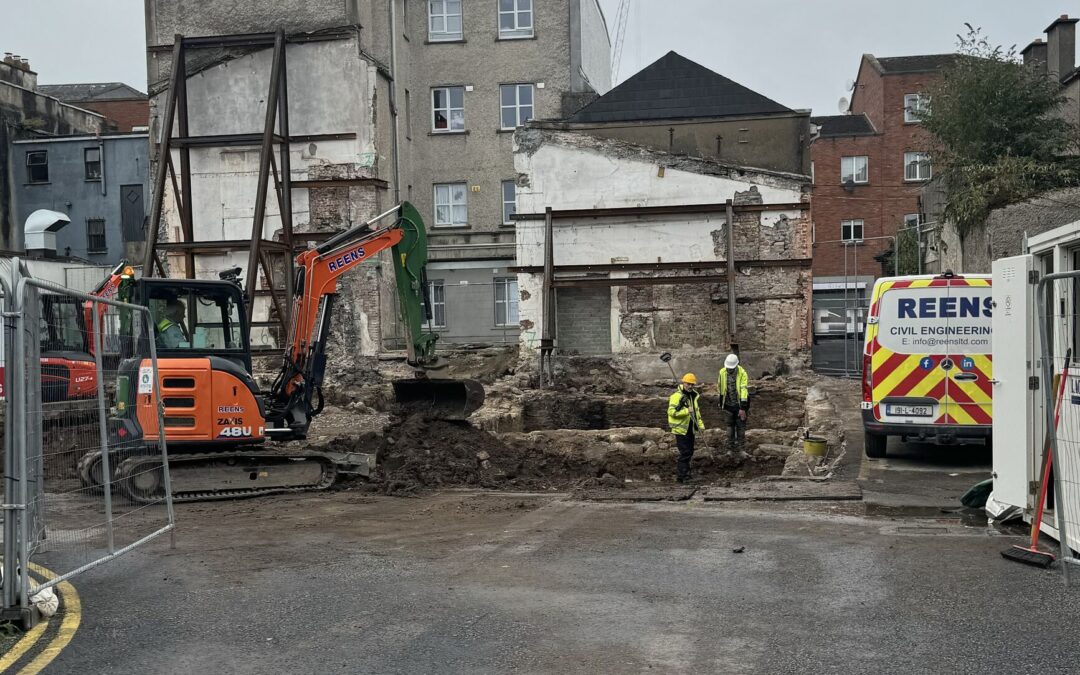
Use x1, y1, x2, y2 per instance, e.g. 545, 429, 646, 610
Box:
717, 366, 749, 408
667, 388, 705, 436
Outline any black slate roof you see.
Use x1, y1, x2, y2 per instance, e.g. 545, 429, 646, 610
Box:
874, 54, 958, 74
567, 51, 792, 123
38, 82, 146, 101
810, 114, 876, 137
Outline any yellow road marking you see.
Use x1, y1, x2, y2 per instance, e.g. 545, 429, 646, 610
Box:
0, 622, 47, 672
0, 563, 81, 675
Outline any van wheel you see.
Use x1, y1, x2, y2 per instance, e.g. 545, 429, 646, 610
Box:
865, 432, 887, 458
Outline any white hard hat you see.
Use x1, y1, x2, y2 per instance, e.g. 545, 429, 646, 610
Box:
725, 354, 739, 369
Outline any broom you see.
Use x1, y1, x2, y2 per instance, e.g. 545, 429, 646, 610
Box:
1002, 349, 1071, 568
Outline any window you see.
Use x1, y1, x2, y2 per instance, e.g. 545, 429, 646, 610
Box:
498, 0, 533, 38
904, 93, 929, 123
428, 0, 462, 41
500, 83, 534, 129
87, 218, 107, 253
434, 182, 468, 226
404, 89, 412, 139
841, 219, 864, 242
425, 280, 446, 328
494, 277, 519, 326
149, 284, 245, 351
840, 156, 868, 184
84, 147, 102, 180
501, 179, 516, 225
904, 152, 931, 181
432, 86, 465, 132
26, 151, 48, 183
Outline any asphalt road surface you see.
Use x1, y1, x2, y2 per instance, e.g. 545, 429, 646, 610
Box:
40, 490, 1079, 675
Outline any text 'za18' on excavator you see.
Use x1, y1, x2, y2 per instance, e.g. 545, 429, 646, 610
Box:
78, 202, 484, 502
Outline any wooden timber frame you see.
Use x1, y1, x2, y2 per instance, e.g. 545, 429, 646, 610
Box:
143, 28, 372, 349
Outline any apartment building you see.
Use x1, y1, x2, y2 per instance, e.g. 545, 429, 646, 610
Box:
398, 0, 611, 344
809, 53, 953, 336
143, 0, 610, 353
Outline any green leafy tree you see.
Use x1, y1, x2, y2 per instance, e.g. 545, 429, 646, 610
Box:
921, 26, 1080, 237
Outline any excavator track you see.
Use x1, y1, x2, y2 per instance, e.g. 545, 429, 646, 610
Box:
84, 450, 338, 504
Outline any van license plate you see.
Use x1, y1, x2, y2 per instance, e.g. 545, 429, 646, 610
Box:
887, 404, 932, 417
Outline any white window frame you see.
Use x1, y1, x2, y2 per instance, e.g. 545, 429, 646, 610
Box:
426, 279, 446, 329
501, 179, 516, 225
904, 93, 928, 123
840, 155, 868, 185
26, 150, 48, 183
431, 86, 465, 133
500, 83, 535, 130
428, 0, 462, 41
904, 152, 932, 181
498, 0, 533, 39
84, 147, 102, 181
841, 219, 864, 243
433, 182, 468, 227
494, 277, 519, 326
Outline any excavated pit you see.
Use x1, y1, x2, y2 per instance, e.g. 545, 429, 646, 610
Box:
358, 377, 810, 495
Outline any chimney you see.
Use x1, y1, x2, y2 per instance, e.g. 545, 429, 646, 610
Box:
1021, 38, 1048, 78
1046, 14, 1078, 83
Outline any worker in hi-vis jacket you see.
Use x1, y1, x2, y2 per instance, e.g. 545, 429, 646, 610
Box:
668, 373, 705, 483
718, 353, 750, 448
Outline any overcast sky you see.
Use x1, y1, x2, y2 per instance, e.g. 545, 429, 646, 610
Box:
0, 1, 1075, 114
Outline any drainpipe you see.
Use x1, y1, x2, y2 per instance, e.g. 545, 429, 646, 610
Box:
98, 135, 106, 197
388, 0, 402, 204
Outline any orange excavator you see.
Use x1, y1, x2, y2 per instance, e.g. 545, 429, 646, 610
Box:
78, 202, 484, 501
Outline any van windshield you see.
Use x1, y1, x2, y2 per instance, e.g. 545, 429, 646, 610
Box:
875, 285, 992, 355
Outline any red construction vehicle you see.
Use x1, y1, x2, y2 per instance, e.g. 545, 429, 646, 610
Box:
78, 202, 483, 501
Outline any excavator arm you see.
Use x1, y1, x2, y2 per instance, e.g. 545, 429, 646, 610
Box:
266, 201, 481, 438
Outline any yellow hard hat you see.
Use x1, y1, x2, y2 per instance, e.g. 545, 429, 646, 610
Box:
681, 373, 698, 384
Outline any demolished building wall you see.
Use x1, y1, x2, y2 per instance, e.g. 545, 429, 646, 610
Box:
144, 27, 395, 362
513, 127, 811, 378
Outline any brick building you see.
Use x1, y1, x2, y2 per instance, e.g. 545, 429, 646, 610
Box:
38, 83, 149, 132
809, 54, 954, 336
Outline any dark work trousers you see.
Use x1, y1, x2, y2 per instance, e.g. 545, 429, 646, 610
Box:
675, 429, 695, 481
725, 405, 746, 446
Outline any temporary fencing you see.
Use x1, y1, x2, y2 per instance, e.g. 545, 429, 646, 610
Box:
1, 260, 174, 624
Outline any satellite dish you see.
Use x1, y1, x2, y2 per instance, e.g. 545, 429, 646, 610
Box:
845, 79, 856, 91
838, 96, 850, 113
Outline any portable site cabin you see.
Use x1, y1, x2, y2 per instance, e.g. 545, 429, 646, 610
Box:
990, 223, 1080, 562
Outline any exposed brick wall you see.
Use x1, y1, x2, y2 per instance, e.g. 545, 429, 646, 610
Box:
72, 99, 149, 132
811, 60, 939, 280
556, 287, 612, 355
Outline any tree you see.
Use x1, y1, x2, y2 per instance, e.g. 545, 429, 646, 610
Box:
921, 26, 1080, 237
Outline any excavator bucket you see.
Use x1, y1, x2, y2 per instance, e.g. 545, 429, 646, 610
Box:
392, 378, 486, 420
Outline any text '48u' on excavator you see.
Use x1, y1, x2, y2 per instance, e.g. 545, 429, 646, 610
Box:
78, 202, 484, 502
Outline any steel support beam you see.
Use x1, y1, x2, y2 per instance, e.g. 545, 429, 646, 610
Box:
244, 29, 286, 311
143, 36, 184, 275
512, 202, 806, 221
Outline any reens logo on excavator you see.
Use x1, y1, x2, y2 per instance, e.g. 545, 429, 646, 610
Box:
328, 248, 366, 272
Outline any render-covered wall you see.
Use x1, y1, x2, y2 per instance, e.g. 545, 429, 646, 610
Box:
13, 134, 149, 264
572, 0, 612, 95
514, 128, 811, 373
936, 186, 1080, 274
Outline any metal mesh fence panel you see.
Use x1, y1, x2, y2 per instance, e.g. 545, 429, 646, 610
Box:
1037, 273, 1080, 582
17, 277, 174, 596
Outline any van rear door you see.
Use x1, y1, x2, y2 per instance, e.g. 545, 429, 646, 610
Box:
871, 279, 951, 426
940, 277, 993, 427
